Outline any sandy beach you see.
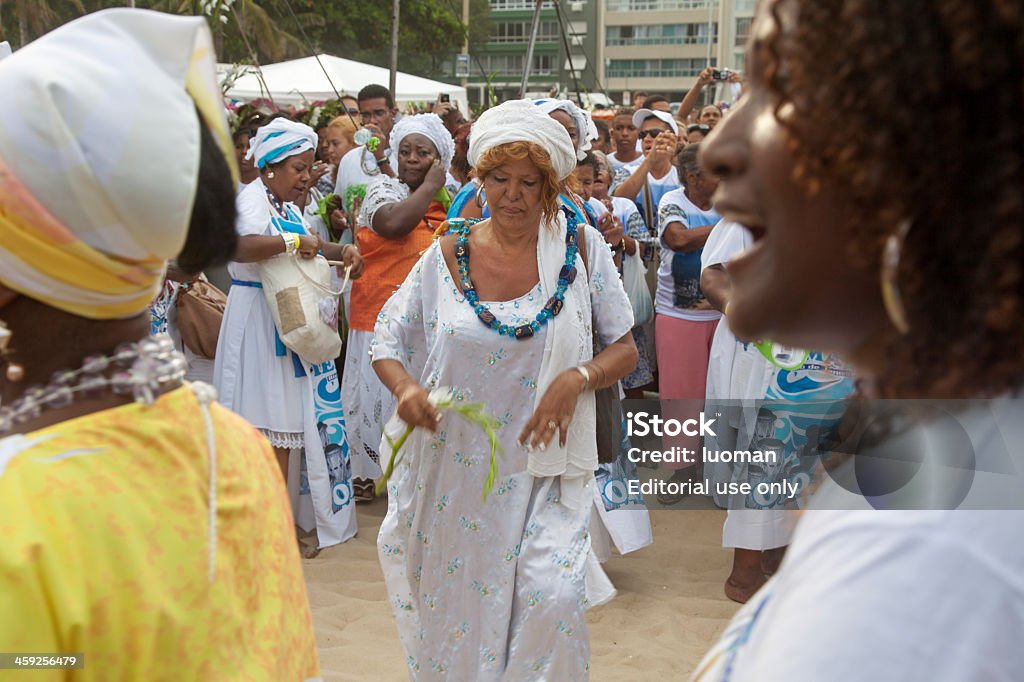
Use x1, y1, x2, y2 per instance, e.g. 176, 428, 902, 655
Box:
303, 496, 738, 681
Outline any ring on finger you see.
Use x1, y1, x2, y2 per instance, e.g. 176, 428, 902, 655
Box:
546, 419, 558, 430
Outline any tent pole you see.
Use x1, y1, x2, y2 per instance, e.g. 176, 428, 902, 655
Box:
390, 0, 400, 102
461, 0, 470, 89
519, 0, 544, 99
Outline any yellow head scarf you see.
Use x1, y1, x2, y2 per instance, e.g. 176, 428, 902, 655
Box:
0, 9, 237, 319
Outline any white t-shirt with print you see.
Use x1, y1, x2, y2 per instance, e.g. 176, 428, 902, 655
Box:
656, 188, 721, 321
607, 151, 643, 171
609, 156, 645, 193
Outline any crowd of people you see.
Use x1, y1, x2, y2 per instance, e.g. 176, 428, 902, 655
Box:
3, 0, 1024, 679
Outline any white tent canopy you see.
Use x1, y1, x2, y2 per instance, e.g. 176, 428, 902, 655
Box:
222, 55, 467, 112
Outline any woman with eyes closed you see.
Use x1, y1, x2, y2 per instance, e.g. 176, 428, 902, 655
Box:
342, 113, 455, 501
692, 0, 1024, 679
372, 100, 637, 679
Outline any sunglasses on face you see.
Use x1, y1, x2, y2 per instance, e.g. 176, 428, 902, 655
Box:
638, 129, 666, 140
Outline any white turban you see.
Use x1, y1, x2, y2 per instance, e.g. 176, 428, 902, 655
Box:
532, 98, 593, 161
468, 99, 577, 181
247, 118, 318, 169
0, 9, 236, 319
389, 113, 455, 171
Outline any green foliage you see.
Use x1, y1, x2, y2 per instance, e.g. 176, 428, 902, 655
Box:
307, 0, 482, 82
0, 0, 486, 83
1, 0, 86, 48
376, 388, 505, 502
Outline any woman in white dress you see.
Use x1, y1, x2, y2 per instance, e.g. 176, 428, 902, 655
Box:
371, 100, 638, 680
342, 113, 455, 501
214, 118, 365, 549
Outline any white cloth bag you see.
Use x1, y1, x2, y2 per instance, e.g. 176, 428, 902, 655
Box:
622, 249, 654, 326
259, 252, 343, 364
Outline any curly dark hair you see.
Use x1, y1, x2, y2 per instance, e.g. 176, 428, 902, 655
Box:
758, 0, 1024, 398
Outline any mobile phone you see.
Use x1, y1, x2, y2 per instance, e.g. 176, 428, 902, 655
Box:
439, 93, 450, 103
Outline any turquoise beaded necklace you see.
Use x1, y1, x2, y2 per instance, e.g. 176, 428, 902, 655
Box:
449, 208, 580, 340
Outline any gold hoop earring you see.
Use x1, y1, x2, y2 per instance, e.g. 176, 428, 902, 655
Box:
475, 186, 487, 209
880, 218, 912, 334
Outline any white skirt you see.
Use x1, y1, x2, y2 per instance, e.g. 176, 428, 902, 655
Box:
340, 329, 389, 480
214, 285, 308, 447
722, 508, 794, 550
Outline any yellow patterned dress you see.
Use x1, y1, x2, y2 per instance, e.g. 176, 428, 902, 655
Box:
0, 385, 320, 681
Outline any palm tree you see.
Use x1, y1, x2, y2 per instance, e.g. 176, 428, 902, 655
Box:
234, 0, 326, 63
3, 0, 85, 48
140, 0, 318, 63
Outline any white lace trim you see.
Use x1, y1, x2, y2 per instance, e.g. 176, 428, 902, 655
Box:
261, 429, 304, 449
357, 176, 409, 229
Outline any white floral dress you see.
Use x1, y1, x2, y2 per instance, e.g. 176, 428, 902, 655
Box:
372, 226, 633, 680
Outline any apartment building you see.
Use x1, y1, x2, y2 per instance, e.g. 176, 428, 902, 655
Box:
595, 0, 755, 104
468, 0, 599, 105
465, 0, 754, 108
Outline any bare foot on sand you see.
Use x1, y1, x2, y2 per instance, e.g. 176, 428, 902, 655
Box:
725, 548, 767, 603
724, 574, 766, 603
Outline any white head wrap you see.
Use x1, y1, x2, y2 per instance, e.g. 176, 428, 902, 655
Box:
582, 110, 598, 155
532, 98, 594, 161
389, 113, 455, 171
0, 9, 235, 319
468, 99, 577, 181
247, 118, 318, 169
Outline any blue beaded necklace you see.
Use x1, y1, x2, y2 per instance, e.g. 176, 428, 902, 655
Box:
449, 208, 579, 340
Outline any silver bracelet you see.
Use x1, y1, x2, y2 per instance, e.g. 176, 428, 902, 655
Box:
574, 365, 591, 393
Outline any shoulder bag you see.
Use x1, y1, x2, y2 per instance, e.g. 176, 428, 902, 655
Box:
176, 277, 227, 359
577, 223, 624, 465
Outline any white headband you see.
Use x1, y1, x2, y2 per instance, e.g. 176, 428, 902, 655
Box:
469, 99, 577, 180
247, 118, 318, 169
533, 98, 594, 161
389, 113, 455, 171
